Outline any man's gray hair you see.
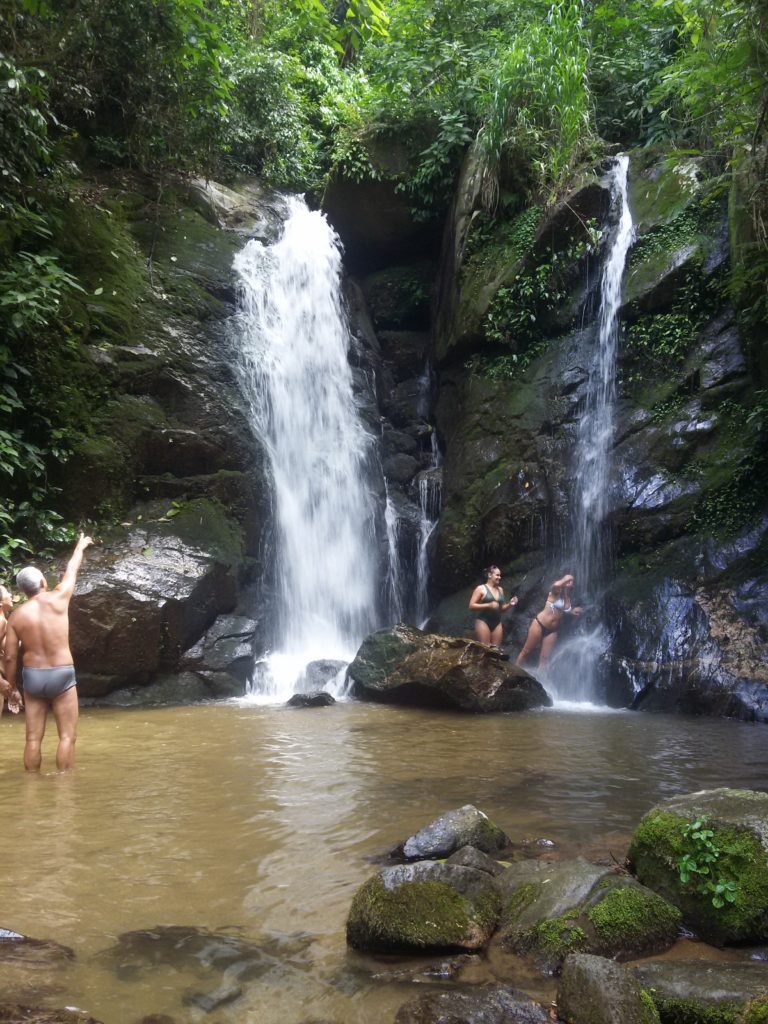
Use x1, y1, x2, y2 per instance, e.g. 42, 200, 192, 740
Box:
16, 566, 45, 596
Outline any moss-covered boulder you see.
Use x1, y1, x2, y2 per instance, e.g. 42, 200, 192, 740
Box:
495, 858, 681, 972
346, 861, 502, 953
558, 953, 661, 1024
627, 789, 768, 945
632, 960, 768, 1024
394, 986, 551, 1024
398, 806, 511, 861
346, 623, 551, 712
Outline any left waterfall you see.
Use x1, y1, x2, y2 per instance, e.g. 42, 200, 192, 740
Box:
232, 197, 380, 701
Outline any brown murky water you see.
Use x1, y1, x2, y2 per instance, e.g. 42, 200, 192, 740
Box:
1, 702, 766, 1023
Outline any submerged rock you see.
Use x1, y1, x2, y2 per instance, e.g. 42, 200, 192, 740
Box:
394, 986, 551, 1024
0, 932, 74, 966
495, 858, 680, 972
398, 807, 511, 861
558, 953, 660, 1024
286, 691, 336, 708
368, 953, 481, 983
102, 925, 312, 983
627, 788, 768, 945
0, 1009, 103, 1024
347, 624, 551, 712
346, 861, 501, 954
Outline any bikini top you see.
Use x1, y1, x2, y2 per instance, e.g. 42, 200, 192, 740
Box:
549, 597, 572, 613
482, 585, 502, 605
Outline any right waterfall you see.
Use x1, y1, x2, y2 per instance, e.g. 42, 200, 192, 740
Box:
555, 155, 634, 701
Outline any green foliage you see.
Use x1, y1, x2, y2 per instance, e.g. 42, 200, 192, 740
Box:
675, 817, 739, 909
478, 0, 598, 206
483, 228, 599, 347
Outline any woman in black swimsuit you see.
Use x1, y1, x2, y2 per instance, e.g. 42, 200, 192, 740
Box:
468, 565, 518, 646
516, 574, 583, 668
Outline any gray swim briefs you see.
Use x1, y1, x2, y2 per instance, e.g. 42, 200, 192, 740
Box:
22, 665, 77, 700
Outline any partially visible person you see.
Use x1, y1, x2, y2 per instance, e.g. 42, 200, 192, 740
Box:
468, 565, 518, 646
4, 533, 93, 771
0, 585, 22, 714
516, 574, 583, 668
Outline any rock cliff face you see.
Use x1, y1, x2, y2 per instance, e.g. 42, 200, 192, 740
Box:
420, 148, 768, 718
39, 147, 768, 715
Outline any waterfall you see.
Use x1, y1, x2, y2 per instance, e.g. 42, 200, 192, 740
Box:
384, 486, 405, 622
232, 197, 380, 701
550, 155, 634, 702
414, 427, 442, 627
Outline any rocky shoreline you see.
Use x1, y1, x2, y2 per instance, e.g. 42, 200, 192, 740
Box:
4, 788, 767, 1023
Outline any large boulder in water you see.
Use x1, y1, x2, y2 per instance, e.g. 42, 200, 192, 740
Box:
346, 624, 551, 712
346, 861, 501, 953
627, 788, 768, 944
69, 498, 243, 697
494, 858, 681, 972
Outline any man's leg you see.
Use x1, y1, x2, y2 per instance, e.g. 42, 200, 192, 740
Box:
23, 695, 48, 771
51, 686, 79, 772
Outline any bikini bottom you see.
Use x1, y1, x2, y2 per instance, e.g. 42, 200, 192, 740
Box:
535, 615, 558, 637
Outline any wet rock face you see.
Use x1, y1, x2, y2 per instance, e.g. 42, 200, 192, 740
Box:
627, 788, 768, 945
69, 499, 243, 698
428, 145, 768, 718
346, 624, 551, 712
558, 953, 661, 1024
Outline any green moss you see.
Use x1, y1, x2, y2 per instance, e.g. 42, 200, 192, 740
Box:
587, 884, 682, 952
162, 499, 244, 566
649, 995, 740, 1024
522, 911, 587, 961
346, 877, 474, 951
742, 997, 768, 1024
55, 197, 150, 342
629, 811, 768, 943
641, 989, 663, 1024
503, 882, 541, 924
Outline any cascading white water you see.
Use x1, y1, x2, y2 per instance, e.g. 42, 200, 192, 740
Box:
549, 155, 634, 702
414, 443, 442, 627
232, 197, 380, 701
384, 486, 405, 621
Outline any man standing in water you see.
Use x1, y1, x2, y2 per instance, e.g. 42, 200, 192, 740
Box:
4, 533, 93, 771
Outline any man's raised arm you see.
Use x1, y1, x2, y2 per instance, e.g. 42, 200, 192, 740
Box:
55, 533, 94, 600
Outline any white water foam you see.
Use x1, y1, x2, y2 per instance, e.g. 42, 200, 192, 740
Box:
232, 198, 380, 702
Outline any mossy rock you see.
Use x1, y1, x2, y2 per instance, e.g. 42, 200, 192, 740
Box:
346, 861, 501, 953
633, 961, 768, 1024
496, 859, 680, 972
361, 263, 433, 330
627, 789, 768, 944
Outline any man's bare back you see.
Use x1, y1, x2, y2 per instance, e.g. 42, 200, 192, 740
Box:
4, 534, 93, 771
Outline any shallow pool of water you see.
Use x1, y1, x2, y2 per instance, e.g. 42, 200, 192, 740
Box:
1, 702, 766, 1023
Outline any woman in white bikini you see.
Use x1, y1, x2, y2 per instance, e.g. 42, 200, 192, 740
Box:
468, 565, 518, 646
516, 574, 583, 668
